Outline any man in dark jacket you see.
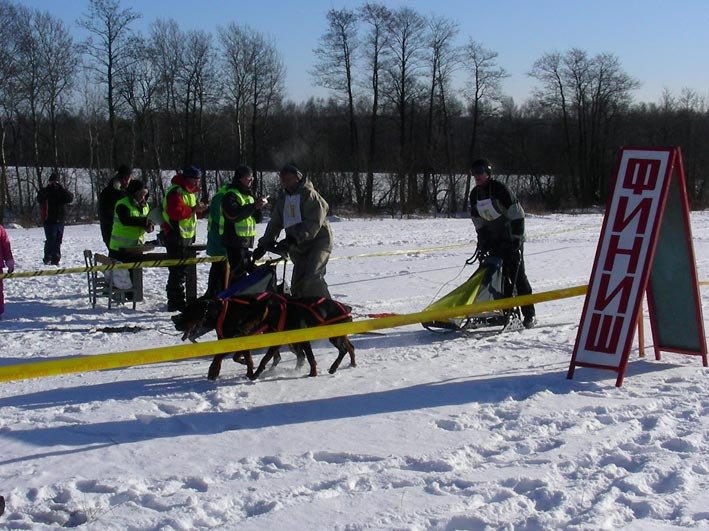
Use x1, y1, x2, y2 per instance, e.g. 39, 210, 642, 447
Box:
221, 165, 267, 285
98, 164, 133, 249
253, 164, 332, 298
470, 158, 536, 328
160, 165, 208, 311
36, 172, 73, 265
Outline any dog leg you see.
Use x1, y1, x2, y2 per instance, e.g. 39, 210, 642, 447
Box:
288, 344, 306, 369
208, 354, 228, 380
299, 342, 317, 377
243, 351, 255, 379
250, 346, 280, 380
271, 349, 282, 368
327, 336, 356, 374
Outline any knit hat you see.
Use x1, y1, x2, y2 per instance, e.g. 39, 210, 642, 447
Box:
126, 179, 147, 195
279, 164, 302, 178
48, 172, 60, 182
181, 165, 202, 179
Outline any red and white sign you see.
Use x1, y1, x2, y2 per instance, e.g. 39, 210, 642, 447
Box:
568, 147, 707, 386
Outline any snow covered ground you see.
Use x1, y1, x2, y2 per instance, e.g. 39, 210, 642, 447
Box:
1, 212, 709, 530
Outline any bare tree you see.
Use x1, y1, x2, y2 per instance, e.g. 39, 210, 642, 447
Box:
117, 35, 162, 194
0, 0, 21, 221
312, 7, 362, 208
180, 29, 216, 170
149, 18, 184, 166
461, 39, 508, 208
530, 48, 638, 204
358, 2, 391, 211
78, 0, 141, 168
36, 12, 78, 172
248, 36, 285, 174
423, 15, 460, 212
218, 23, 259, 164
383, 6, 427, 213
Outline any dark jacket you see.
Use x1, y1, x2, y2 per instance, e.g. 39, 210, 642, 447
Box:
98, 178, 127, 245
470, 178, 525, 250
37, 182, 73, 224
221, 180, 262, 250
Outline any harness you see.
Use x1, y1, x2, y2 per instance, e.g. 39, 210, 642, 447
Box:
215, 292, 352, 340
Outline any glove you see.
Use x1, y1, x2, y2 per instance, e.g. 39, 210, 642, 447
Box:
251, 247, 266, 261
5, 259, 14, 274
275, 236, 296, 255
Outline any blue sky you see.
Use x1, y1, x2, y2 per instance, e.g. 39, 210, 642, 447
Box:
17, 0, 709, 105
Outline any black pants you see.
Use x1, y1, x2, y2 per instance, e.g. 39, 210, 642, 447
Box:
226, 247, 252, 286
501, 247, 535, 320
165, 244, 190, 309
205, 260, 227, 298
43, 222, 65, 264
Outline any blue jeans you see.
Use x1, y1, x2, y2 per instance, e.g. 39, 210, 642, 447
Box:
43, 222, 65, 264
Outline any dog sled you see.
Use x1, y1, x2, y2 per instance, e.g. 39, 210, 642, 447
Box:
422, 248, 522, 333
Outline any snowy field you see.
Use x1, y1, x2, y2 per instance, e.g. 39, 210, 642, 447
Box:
1, 212, 709, 530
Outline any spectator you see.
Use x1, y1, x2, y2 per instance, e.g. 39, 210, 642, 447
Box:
160, 165, 208, 311
36, 172, 73, 266
108, 180, 154, 288
469, 158, 536, 328
99, 164, 133, 249
0, 224, 14, 319
204, 181, 229, 297
253, 164, 332, 298
221, 165, 267, 285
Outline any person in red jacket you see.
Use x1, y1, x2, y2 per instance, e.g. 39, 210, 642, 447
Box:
160, 165, 208, 311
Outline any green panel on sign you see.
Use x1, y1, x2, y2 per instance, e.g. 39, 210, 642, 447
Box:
648, 175, 702, 351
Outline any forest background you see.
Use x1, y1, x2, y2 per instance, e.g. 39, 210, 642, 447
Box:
1, 0, 708, 226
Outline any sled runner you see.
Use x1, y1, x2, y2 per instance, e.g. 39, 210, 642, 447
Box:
422, 250, 522, 333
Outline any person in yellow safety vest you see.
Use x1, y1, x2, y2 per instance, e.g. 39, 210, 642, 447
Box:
109, 179, 153, 254
108, 179, 154, 287
160, 165, 208, 312
203, 183, 230, 297
220, 165, 268, 286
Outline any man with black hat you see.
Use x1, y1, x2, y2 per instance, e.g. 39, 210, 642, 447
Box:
36, 172, 73, 265
99, 164, 133, 249
253, 164, 332, 298
470, 158, 536, 329
160, 165, 208, 311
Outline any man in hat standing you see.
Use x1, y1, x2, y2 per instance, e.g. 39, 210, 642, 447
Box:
160, 165, 208, 311
99, 164, 133, 249
36, 172, 73, 265
253, 164, 332, 298
469, 158, 536, 329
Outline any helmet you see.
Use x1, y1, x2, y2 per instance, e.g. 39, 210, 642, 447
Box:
471, 158, 492, 175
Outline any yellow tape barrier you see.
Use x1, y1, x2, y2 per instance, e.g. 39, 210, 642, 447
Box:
0, 284, 588, 383
0, 256, 224, 279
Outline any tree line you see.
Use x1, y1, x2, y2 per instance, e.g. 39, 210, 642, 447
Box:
1, 0, 707, 224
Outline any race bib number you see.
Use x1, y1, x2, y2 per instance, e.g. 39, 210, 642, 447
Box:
283, 195, 302, 228
476, 198, 501, 221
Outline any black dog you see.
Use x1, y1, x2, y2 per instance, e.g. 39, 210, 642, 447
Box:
172, 293, 356, 380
